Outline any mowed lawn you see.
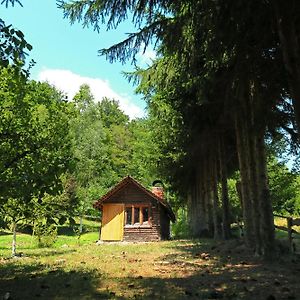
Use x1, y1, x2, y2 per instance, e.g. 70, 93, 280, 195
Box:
0, 227, 300, 300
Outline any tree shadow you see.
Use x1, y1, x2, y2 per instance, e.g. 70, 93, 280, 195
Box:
25, 248, 77, 258
0, 231, 12, 236
57, 226, 76, 236
0, 261, 126, 300
57, 225, 99, 236
116, 239, 300, 299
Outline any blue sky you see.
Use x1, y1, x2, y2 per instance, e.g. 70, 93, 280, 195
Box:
2, 0, 155, 118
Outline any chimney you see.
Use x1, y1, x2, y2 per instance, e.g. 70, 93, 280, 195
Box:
151, 180, 164, 199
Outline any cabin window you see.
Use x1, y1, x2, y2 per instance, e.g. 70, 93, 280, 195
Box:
142, 207, 149, 225
134, 208, 140, 225
125, 205, 151, 226
125, 207, 132, 225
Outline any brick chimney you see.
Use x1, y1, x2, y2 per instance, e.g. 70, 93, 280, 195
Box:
151, 180, 164, 199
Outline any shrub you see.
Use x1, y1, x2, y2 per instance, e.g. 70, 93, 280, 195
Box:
35, 223, 57, 247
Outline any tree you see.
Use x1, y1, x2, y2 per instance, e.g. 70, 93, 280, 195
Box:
97, 98, 129, 128
0, 67, 73, 254
268, 156, 300, 215
69, 85, 107, 230
0, 71, 72, 201
128, 118, 160, 185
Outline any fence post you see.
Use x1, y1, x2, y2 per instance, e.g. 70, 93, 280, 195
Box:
287, 217, 293, 252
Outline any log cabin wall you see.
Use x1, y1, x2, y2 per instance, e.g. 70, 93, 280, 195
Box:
123, 204, 161, 242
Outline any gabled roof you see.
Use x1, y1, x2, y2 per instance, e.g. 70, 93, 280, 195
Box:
93, 176, 176, 222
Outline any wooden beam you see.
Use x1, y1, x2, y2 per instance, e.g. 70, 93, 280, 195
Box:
140, 208, 143, 225
292, 218, 300, 226
274, 225, 298, 234
274, 225, 289, 232
132, 206, 134, 225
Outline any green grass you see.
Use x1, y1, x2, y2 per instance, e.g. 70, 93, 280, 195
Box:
0, 219, 100, 256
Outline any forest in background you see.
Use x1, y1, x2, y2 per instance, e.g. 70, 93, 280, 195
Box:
1, 0, 300, 259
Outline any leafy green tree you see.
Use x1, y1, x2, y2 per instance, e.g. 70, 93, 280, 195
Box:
127, 118, 160, 185
97, 98, 129, 127
0, 67, 73, 254
0, 72, 72, 201
31, 176, 79, 248
69, 85, 108, 229
268, 156, 300, 215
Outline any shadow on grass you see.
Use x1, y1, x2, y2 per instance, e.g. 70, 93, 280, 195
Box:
0, 260, 125, 300
0, 248, 77, 258
0, 231, 12, 236
116, 239, 300, 299
25, 248, 77, 258
57, 225, 99, 236
57, 226, 77, 236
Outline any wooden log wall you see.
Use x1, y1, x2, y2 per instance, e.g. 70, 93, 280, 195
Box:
123, 205, 162, 242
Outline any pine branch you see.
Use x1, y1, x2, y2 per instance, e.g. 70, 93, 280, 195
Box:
1, 0, 23, 7
57, 0, 169, 30
99, 18, 168, 64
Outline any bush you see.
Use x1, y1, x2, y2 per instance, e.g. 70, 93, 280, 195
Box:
35, 223, 57, 247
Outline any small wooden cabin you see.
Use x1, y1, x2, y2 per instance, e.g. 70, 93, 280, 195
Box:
94, 176, 176, 242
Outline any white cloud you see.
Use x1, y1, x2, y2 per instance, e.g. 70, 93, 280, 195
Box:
137, 47, 156, 66
37, 69, 145, 119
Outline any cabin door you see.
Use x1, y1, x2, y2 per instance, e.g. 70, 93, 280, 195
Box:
101, 204, 124, 241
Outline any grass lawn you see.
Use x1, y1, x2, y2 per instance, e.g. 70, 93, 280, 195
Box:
1, 227, 300, 300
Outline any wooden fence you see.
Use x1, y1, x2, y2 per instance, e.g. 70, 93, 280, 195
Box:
274, 214, 300, 253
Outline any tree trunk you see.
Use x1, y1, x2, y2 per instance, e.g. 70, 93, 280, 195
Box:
218, 136, 231, 239
187, 165, 210, 238
274, 0, 300, 136
12, 222, 17, 257
191, 183, 199, 237
235, 181, 244, 238
197, 165, 209, 237
187, 188, 193, 236
248, 81, 263, 255
256, 130, 275, 258
248, 131, 262, 255
187, 181, 197, 237
202, 158, 213, 237
194, 172, 203, 237
79, 215, 83, 234
211, 152, 221, 240
235, 111, 255, 247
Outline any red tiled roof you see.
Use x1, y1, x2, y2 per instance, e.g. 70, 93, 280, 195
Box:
93, 176, 176, 222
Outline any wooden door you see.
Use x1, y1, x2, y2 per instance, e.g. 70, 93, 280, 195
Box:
101, 204, 124, 241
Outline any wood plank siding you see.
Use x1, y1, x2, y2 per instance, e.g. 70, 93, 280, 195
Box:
104, 183, 156, 205
101, 204, 124, 241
